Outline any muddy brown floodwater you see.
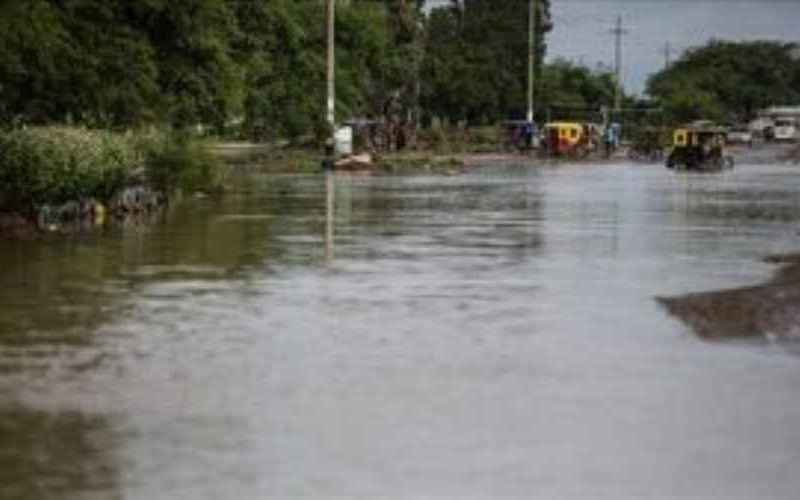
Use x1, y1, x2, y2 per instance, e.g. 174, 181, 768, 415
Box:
1, 156, 800, 499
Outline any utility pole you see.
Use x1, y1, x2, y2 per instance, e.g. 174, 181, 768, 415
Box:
610, 15, 628, 115
325, 0, 336, 131
663, 42, 672, 70
527, 0, 538, 123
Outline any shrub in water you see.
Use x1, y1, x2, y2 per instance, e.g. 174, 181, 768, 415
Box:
142, 132, 227, 195
0, 127, 226, 216
0, 127, 139, 213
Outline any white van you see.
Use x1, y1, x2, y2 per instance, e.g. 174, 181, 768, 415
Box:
773, 117, 797, 141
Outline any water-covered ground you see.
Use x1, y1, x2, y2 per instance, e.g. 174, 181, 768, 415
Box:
1, 159, 800, 499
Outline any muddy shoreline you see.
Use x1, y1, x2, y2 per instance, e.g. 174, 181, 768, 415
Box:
658, 253, 800, 340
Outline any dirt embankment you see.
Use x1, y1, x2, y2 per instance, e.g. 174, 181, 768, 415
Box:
658, 254, 800, 340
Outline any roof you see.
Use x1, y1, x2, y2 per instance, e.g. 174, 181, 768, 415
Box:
676, 125, 728, 134
545, 121, 584, 128
342, 118, 383, 127
759, 106, 800, 117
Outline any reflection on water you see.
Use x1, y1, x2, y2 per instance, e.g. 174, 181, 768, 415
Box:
326, 172, 335, 263
1, 163, 800, 498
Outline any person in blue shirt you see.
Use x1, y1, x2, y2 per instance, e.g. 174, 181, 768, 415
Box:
603, 122, 622, 157
524, 121, 538, 151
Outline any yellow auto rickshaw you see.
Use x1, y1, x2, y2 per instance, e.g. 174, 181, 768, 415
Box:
666, 125, 734, 171
543, 122, 596, 158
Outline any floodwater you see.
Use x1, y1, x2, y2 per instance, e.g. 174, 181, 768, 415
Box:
1, 158, 800, 499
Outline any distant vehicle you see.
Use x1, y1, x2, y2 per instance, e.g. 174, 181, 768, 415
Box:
726, 127, 753, 147
542, 121, 597, 158
748, 117, 773, 135
773, 118, 797, 141
666, 125, 734, 171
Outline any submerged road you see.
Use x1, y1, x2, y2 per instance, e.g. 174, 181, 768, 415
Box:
1, 157, 799, 499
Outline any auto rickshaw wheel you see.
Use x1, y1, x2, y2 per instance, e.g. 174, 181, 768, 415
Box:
666, 151, 678, 169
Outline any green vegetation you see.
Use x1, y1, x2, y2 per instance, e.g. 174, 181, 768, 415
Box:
16, 3, 793, 149
422, 2, 627, 126
0, 127, 223, 216
142, 133, 227, 194
539, 60, 616, 114
0, 0, 645, 203
0, 128, 139, 212
0, 1, 562, 137
422, 0, 553, 124
647, 40, 800, 124
0, 0, 428, 142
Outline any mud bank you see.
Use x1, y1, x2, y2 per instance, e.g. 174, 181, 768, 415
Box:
658, 254, 800, 340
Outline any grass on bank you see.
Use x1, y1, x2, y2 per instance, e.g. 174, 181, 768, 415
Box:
0, 127, 226, 216
206, 123, 501, 174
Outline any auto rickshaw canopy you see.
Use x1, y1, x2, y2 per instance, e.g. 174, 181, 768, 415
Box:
673, 126, 728, 147
544, 122, 584, 142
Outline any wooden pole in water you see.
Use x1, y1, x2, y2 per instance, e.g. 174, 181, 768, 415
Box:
325, 172, 335, 262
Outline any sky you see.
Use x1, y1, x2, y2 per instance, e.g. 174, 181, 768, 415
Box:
427, 0, 800, 96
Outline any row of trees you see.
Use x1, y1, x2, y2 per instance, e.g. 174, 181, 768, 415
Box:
0, 0, 632, 140
647, 40, 800, 124
422, 0, 553, 124
0, 0, 426, 139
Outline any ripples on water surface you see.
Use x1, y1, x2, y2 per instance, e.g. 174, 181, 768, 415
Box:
1, 161, 800, 499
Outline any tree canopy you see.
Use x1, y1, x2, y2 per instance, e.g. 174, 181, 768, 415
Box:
421, 0, 553, 124
647, 40, 800, 124
0, 0, 625, 137
0, 0, 431, 140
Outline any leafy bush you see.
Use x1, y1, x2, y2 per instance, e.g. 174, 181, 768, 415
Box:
0, 127, 225, 214
0, 127, 139, 212
141, 132, 227, 194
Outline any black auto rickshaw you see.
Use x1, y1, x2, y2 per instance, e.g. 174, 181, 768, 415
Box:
666, 125, 734, 171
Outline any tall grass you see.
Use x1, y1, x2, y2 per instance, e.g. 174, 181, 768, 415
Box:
0, 127, 225, 215
140, 131, 227, 195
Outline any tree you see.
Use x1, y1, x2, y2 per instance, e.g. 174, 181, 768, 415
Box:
232, 0, 324, 140
539, 59, 616, 112
231, 0, 422, 143
122, 0, 242, 128
0, 1, 71, 124
0, 0, 242, 128
647, 40, 800, 124
420, 0, 552, 124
